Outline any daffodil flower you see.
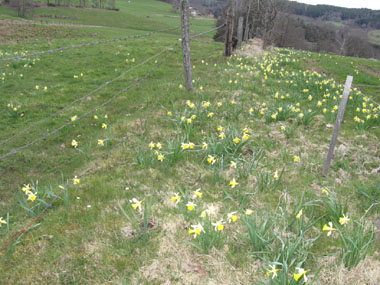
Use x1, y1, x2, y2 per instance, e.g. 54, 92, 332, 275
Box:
22, 184, 31, 193
0, 217, 6, 226
229, 178, 239, 188
339, 214, 350, 225
186, 201, 196, 211
102, 123, 107, 129
27, 192, 37, 202
293, 267, 308, 282
97, 139, 104, 146
129, 198, 142, 212
188, 223, 204, 238
245, 209, 254, 215
296, 209, 303, 219
242, 134, 249, 141
219, 132, 226, 139
193, 189, 202, 199
230, 161, 237, 169
321, 188, 329, 196
157, 154, 164, 162
323, 222, 336, 236
233, 137, 240, 144
202, 142, 208, 149
212, 219, 225, 231
72, 176, 80, 185
71, 140, 79, 148
71, 115, 78, 122
273, 170, 279, 180
171, 193, 181, 204
266, 264, 279, 279
293, 155, 300, 163
207, 155, 216, 165
227, 212, 238, 223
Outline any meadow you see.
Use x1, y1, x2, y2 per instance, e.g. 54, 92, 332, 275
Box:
0, 0, 380, 283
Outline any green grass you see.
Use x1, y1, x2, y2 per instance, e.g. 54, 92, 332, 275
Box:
0, 0, 380, 283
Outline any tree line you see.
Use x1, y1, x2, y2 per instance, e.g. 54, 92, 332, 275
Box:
213, 0, 380, 60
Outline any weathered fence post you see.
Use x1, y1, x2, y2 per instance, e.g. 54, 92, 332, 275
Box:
237, 16, 244, 49
180, 0, 193, 90
322, 75, 353, 176
224, 0, 235, 56
243, 0, 252, 42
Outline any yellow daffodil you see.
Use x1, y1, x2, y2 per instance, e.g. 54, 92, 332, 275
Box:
157, 153, 164, 162
207, 155, 216, 165
322, 222, 336, 236
167, 111, 172, 116
322, 188, 329, 196
22, 184, 31, 193
245, 209, 254, 215
189, 142, 195, 149
102, 123, 107, 129
193, 189, 202, 199
171, 193, 181, 204
71, 140, 79, 148
189, 223, 204, 238
229, 178, 239, 188
149, 142, 155, 149
186, 201, 196, 211
242, 133, 249, 141
0, 217, 6, 226
212, 219, 225, 231
129, 198, 142, 211
296, 209, 303, 219
156, 142, 162, 149
97, 139, 104, 146
230, 161, 237, 169
293, 155, 300, 163
181, 143, 189, 150
72, 176, 80, 184
202, 142, 208, 149
233, 137, 240, 144
339, 214, 350, 225
27, 192, 37, 202
94, 115, 98, 120
266, 265, 279, 279
219, 132, 226, 139
227, 212, 238, 223
217, 126, 224, 132
273, 170, 279, 180
208, 112, 214, 118
71, 115, 78, 122
293, 267, 308, 282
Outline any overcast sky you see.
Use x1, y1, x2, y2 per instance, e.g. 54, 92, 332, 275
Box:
290, 0, 380, 10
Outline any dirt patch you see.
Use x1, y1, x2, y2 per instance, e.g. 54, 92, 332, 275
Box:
235, 38, 265, 58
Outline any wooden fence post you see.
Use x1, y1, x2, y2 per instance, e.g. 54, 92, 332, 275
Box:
224, 0, 235, 56
237, 16, 244, 49
180, 0, 193, 91
322, 75, 353, 176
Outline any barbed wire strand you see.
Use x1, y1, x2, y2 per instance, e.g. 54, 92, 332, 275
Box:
0, 39, 226, 252
0, 25, 226, 148
0, 45, 181, 161
0, 44, 178, 147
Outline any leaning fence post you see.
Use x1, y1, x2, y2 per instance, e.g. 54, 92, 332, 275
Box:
224, 0, 235, 56
322, 75, 353, 176
180, 0, 193, 91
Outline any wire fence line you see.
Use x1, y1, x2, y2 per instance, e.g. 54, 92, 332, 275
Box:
0, 45, 181, 161
0, 42, 226, 251
0, 25, 225, 148
0, 26, 179, 62
0, 24, 226, 160
0, 44, 178, 148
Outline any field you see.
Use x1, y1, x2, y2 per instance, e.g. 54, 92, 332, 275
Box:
0, 0, 380, 283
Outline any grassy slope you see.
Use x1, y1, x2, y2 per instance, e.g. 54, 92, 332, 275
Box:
0, 1, 380, 284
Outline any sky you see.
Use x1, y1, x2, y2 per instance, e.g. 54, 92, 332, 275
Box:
290, 0, 380, 10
